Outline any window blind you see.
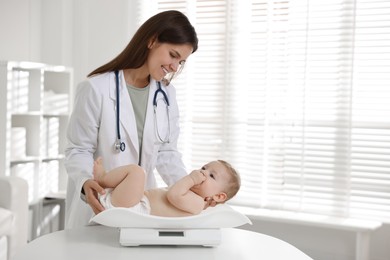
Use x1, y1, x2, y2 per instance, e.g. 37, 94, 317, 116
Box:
142, 0, 390, 222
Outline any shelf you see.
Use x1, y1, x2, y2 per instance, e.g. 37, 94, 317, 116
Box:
11, 111, 42, 116
10, 156, 40, 165
0, 60, 73, 202
42, 155, 65, 162
10, 155, 65, 164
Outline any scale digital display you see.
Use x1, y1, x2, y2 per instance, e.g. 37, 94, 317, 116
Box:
120, 228, 221, 246
158, 231, 184, 237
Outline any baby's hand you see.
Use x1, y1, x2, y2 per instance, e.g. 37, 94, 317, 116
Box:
189, 170, 206, 185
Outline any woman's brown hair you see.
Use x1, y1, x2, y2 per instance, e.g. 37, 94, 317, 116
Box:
88, 10, 198, 77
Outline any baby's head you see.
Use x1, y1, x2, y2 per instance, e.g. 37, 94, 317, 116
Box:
190, 160, 241, 204
217, 160, 241, 202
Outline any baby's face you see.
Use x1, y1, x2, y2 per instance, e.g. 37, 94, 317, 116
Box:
190, 161, 229, 200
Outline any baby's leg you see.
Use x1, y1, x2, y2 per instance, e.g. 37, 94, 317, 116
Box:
93, 157, 140, 188
105, 169, 146, 209
93, 158, 146, 207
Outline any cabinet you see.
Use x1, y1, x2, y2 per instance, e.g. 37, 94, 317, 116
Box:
0, 61, 72, 203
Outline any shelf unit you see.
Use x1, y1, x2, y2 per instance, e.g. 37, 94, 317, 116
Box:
0, 61, 72, 203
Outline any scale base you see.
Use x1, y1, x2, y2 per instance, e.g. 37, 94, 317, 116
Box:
119, 228, 221, 247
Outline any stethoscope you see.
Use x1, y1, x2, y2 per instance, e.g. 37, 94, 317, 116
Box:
114, 70, 171, 152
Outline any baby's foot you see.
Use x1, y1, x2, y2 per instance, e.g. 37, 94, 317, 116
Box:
93, 157, 106, 183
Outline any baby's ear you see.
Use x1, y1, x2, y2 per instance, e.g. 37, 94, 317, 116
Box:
213, 192, 227, 203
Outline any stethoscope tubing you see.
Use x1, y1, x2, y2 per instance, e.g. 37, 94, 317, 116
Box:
114, 70, 125, 152
114, 70, 170, 152
153, 81, 170, 107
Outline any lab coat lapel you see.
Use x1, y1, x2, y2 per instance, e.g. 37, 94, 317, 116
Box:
109, 71, 139, 155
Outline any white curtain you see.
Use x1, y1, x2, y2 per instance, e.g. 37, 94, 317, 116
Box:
141, 0, 390, 222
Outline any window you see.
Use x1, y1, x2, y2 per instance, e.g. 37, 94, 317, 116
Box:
142, 0, 390, 222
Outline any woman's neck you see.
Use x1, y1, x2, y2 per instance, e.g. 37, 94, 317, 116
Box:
123, 69, 150, 88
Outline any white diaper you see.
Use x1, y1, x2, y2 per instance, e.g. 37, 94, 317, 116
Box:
99, 188, 151, 215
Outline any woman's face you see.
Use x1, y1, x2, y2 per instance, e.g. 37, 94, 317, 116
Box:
147, 41, 193, 82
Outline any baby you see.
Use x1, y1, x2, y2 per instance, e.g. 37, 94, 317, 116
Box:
93, 157, 240, 217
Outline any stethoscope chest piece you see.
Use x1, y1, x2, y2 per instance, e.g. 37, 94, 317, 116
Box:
114, 140, 126, 152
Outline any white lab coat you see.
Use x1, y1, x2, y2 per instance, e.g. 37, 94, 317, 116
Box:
64, 70, 187, 228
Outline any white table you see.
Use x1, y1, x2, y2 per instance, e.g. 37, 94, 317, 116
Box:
13, 226, 313, 260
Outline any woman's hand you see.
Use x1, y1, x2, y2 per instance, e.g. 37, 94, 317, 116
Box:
83, 179, 106, 214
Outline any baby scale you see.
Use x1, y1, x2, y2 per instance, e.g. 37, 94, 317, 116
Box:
90, 204, 251, 247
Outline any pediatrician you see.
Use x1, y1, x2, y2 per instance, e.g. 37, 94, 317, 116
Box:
64, 10, 198, 228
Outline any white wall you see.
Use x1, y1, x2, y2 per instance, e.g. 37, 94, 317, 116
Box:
0, 0, 36, 61
0, 1, 389, 259
0, 0, 139, 89
70, 0, 138, 87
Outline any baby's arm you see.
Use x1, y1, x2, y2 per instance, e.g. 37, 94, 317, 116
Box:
166, 171, 206, 215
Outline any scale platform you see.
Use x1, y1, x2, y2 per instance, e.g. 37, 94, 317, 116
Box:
120, 228, 221, 247
90, 204, 251, 246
